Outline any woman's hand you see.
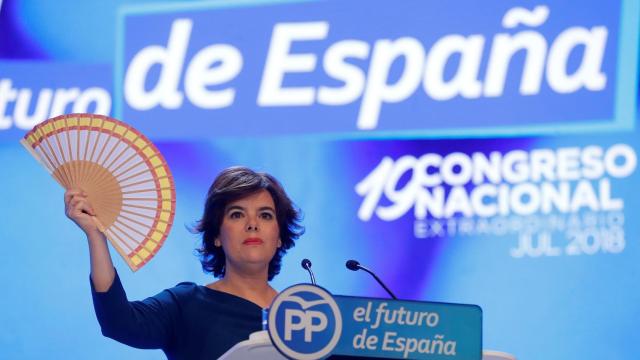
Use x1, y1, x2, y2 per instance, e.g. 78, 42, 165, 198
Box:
65, 188, 115, 290
64, 188, 100, 236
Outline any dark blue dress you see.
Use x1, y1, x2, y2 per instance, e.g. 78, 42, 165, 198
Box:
91, 272, 263, 360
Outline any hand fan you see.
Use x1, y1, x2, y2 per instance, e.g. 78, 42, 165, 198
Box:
20, 114, 176, 271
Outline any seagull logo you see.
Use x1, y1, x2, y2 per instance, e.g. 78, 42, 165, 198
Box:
282, 295, 330, 310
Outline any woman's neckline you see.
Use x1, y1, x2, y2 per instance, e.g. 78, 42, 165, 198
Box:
200, 284, 270, 309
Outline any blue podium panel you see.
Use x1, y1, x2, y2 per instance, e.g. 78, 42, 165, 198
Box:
334, 296, 482, 360
267, 284, 482, 360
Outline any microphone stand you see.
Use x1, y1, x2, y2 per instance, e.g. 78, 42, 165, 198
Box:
346, 260, 397, 299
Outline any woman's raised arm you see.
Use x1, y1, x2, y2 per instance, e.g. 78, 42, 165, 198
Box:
64, 188, 115, 292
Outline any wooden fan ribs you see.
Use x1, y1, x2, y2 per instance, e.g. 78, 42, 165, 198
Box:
21, 114, 176, 271
40, 125, 70, 186
53, 119, 75, 186
62, 117, 78, 187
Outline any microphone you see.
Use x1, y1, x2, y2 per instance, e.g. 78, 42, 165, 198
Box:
345, 259, 397, 299
301, 258, 317, 285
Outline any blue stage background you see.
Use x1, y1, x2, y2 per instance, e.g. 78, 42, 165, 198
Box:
1, 0, 638, 359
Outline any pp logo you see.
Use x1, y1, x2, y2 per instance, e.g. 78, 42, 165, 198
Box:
268, 284, 342, 360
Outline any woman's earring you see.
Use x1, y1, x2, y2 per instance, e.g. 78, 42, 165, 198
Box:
214, 239, 221, 247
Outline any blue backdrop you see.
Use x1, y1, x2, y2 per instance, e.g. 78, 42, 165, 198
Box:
1, 0, 638, 359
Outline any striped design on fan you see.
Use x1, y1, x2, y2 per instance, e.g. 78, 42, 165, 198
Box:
21, 114, 176, 271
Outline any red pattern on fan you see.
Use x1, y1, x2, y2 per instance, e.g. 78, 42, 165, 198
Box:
21, 114, 176, 271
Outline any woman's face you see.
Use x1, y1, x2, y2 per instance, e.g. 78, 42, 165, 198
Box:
215, 189, 281, 275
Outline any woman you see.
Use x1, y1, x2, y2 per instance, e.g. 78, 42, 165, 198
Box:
65, 166, 304, 359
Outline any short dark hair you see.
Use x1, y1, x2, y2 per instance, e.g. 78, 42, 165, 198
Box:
194, 166, 304, 280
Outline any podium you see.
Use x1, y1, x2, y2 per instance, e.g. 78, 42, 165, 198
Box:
482, 351, 516, 360
219, 330, 516, 360
220, 331, 516, 360
219, 331, 284, 360
220, 284, 515, 360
